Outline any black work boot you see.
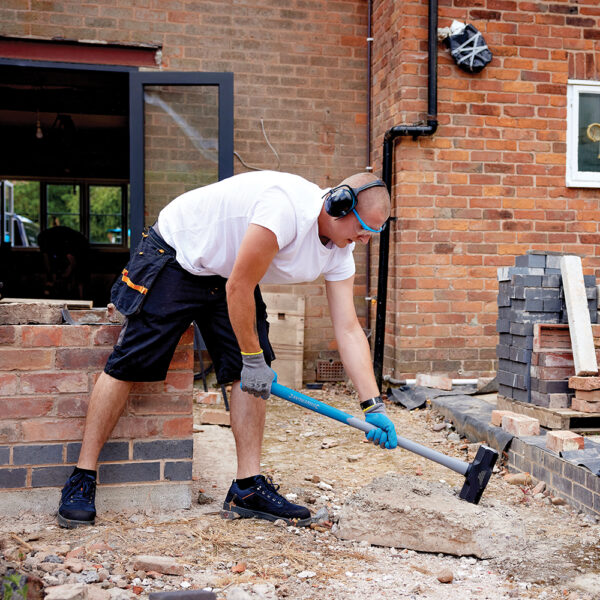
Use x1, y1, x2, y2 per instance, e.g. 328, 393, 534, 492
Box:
221, 474, 311, 527
57, 470, 97, 528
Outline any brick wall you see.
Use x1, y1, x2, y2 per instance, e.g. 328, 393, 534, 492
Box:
0, 0, 370, 383
0, 319, 194, 501
508, 436, 600, 517
371, 0, 600, 379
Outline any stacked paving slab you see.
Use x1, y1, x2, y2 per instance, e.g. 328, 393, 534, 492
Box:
496, 252, 598, 405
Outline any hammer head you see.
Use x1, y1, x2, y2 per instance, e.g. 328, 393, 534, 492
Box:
459, 445, 498, 504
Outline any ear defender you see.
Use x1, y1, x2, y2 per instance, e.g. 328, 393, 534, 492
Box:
324, 179, 386, 218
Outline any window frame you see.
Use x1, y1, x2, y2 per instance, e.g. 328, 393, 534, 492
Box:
566, 79, 600, 188
5, 177, 129, 250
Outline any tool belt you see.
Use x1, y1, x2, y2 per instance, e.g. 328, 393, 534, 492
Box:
110, 225, 176, 316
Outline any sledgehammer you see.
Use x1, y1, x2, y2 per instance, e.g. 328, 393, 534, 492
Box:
271, 381, 498, 504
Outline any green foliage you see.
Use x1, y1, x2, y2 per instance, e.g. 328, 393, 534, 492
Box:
1, 573, 28, 600
12, 181, 40, 226
90, 185, 123, 244
47, 184, 80, 230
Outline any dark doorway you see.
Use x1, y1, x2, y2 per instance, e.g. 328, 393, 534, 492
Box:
0, 62, 131, 305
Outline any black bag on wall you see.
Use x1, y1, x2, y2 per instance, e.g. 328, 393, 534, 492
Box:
444, 23, 492, 74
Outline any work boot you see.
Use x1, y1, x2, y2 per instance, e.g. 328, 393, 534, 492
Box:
221, 474, 311, 527
57, 470, 97, 528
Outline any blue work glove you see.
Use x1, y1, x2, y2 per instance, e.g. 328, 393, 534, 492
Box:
364, 402, 398, 449
240, 351, 275, 400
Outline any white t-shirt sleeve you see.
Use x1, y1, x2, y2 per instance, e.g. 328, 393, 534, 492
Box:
323, 245, 356, 282
249, 188, 296, 250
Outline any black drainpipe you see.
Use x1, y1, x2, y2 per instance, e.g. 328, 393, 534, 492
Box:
373, 0, 439, 390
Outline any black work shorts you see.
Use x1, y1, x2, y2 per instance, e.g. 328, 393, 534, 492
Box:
104, 227, 274, 383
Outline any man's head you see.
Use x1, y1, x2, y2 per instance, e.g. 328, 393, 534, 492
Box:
318, 173, 391, 248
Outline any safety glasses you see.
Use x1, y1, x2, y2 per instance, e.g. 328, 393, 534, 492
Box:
352, 207, 386, 234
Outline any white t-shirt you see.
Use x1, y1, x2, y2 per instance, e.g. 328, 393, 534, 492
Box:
157, 171, 355, 284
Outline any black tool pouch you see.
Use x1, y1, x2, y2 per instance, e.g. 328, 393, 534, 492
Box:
445, 23, 492, 73
110, 231, 173, 316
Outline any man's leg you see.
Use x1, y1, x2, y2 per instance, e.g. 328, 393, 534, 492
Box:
78, 372, 133, 470
222, 380, 311, 527
229, 381, 265, 478
58, 372, 133, 528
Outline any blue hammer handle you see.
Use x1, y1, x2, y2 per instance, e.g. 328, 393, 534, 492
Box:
270, 381, 469, 477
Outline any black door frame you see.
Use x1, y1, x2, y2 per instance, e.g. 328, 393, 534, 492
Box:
0, 59, 234, 255
128, 71, 234, 247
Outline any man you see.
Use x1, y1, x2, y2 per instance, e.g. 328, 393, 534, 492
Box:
58, 170, 398, 529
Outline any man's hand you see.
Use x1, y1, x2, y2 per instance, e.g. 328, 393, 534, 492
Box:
364, 403, 398, 449
241, 351, 275, 400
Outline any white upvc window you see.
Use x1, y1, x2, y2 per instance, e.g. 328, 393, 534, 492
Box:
567, 80, 600, 188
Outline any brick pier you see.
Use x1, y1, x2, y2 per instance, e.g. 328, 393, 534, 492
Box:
0, 308, 194, 515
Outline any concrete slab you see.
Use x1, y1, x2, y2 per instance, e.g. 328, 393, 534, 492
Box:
335, 474, 526, 558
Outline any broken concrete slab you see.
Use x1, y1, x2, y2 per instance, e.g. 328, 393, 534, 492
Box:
334, 474, 525, 558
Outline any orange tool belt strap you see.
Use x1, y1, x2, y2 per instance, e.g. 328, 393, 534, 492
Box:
120, 269, 148, 295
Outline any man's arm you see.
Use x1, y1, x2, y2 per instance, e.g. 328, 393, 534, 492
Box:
226, 224, 279, 353
325, 276, 379, 401
326, 276, 397, 449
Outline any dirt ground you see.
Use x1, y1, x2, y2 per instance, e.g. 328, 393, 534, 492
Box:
2, 382, 600, 600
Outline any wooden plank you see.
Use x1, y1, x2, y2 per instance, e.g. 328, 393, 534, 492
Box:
560, 256, 598, 375
497, 395, 600, 432
262, 293, 305, 389
0, 297, 93, 309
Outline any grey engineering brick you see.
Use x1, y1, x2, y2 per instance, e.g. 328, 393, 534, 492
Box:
584, 275, 596, 286
530, 391, 550, 407
496, 344, 511, 360
525, 288, 560, 300
511, 334, 533, 350
497, 370, 518, 387
511, 299, 526, 311
510, 322, 533, 336
542, 274, 561, 288
515, 254, 547, 268
563, 462, 589, 487
499, 358, 529, 377
544, 268, 562, 274
512, 388, 530, 402
0, 468, 27, 488
551, 473, 573, 497
499, 333, 513, 346
164, 461, 193, 481
133, 439, 193, 460
538, 380, 570, 394
510, 347, 531, 364
67, 441, 129, 463
512, 274, 543, 287
546, 255, 563, 269
524, 299, 543, 312
497, 307, 511, 319
572, 484, 594, 509
586, 286, 598, 299
496, 319, 510, 333
0, 447, 9, 465
32, 466, 73, 487
497, 384, 514, 398
543, 299, 562, 312
497, 293, 511, 307
99, 462, 160, 484
13, 444, 63, 466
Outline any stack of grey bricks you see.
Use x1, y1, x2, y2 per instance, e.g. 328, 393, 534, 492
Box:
496, 252, 598, 404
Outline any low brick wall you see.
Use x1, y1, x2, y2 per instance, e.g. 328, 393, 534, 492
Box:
508, 436, 600, 517
0, 316, 194, 512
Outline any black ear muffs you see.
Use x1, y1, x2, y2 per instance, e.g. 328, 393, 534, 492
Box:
324, 179, 386, 218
